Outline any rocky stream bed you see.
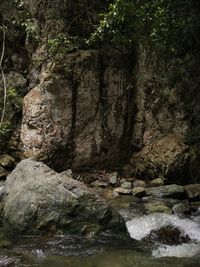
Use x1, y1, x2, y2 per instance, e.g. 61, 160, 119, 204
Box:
0, 158, 199, 267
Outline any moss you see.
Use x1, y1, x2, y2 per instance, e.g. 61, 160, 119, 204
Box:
0, 87, 23, 145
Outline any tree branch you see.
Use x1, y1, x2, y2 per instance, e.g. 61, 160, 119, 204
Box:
0, 23, 7, 127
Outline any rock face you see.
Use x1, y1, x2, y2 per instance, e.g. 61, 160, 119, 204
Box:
2, 159, 127, 236
127, 43, 200, 183
20, 49, 134, 171
1, 0, 200, 184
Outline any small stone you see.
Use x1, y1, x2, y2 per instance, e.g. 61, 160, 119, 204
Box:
109, 172, 118, 185
172, 202, 190, 215
149, 178, 164, 187
100, 189, 115, 200
145, 201, 171, 214
132, 187, 146, 198
91, 180, 109, 187
184, 184, 200, 200
113, 187, 132, 195
133, 180, 146, 188
0, 154, 15, 169
60, 169, 73, 179
112, 190, 120, 198
121, 181, 132, 189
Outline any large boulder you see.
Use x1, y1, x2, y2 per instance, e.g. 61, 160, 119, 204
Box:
129, 135, 191, 182
2, 159, 127, 237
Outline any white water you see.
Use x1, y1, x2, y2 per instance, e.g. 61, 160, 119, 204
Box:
126, 213, 200, 258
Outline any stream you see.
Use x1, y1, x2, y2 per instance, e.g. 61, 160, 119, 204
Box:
0, 196, 200, 267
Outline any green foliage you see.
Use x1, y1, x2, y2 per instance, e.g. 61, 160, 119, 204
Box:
0, 87, 22, 139
47, 34, 80, 56
0, 122, 12, 139
7, 88, 23, 110
89, 0, 194, 53
21, 18, 40, 43
89, 0, 135, 47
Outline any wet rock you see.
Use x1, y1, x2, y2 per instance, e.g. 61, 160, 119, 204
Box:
172, 202, 191, 216
108, 172, 118, 185
190, 202, 200, 215
144, 201, 171, 214
132, 187, 146, 198
149, 178, 164, 187
0, 155, 15, 169
143, 225, 191, 245
113, 188, 132, 195
0, 256, 15, 266
121, 181, 132, 189
145, 184, 185, 199
2, 159, 128, 237
133, 180, 146, 188
99, 189, 116, 200
184, 184, 200, 200
91, 180, 109, 188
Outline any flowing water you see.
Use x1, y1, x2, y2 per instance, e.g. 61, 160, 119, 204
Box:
0, 199, 200, 267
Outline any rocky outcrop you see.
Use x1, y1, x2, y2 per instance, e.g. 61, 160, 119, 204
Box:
20, 49, 134, 171
1, 0, 200, 184
126, 44, 200, 183
2, 159, 127, 236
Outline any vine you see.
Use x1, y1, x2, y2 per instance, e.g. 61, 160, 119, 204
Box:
0, 23, 7, 128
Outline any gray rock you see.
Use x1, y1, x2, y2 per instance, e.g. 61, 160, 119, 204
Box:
132, 187, 146, 198
109, 172, 118, 185
184, 184, 200, 199
121, 181, 132, 189
0, 154, 15, 169
172, 202, 190, 215
145, 184, 185, 199
133, 180, 146, 188
91, 180, 109, 187
2, 159, 127, 236
113, 188, 132, 195
149, 178, 164, 187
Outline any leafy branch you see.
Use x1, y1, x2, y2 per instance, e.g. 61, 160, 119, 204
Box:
88, 0, 194, 53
